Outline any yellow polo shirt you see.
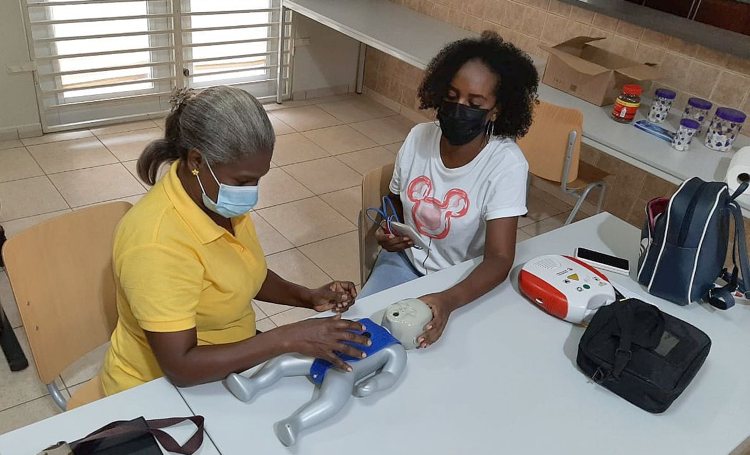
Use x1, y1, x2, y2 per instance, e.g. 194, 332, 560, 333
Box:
101, 161, 267, 395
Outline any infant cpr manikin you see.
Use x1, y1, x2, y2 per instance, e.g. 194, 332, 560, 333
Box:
224, 299, 433, 446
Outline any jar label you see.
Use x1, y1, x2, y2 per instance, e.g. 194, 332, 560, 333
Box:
613, 100, 639, 122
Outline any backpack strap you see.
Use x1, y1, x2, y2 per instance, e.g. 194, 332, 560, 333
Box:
707, 202, 750, 310
707, 284, 735, 310
730, 181, 749, 201
730, 202, 750, 299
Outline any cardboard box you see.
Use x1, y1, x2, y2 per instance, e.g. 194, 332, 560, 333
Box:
541, 37, 660, 106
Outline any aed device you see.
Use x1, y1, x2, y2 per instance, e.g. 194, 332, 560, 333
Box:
518, 255, 617, 324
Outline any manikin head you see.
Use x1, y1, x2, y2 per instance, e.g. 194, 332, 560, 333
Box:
381, 298, 433, 350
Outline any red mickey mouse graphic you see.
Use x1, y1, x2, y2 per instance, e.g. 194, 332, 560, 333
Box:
407, 176, 469, 239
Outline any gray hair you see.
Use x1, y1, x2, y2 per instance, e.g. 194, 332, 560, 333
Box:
137, 86, 275, 185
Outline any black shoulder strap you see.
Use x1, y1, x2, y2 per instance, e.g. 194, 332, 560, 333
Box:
612, 302, 634, 379
730, 181, 749, 201
708, 279, 736, 310
708, 202, 750, 310
731, 202, 750, 299
70, 416, 204, 455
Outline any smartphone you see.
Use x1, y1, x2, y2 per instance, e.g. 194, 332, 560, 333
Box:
389, 221, 429, 250
574, 247, 630, 275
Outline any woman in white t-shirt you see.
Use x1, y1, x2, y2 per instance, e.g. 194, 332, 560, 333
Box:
359, 31, 539, 347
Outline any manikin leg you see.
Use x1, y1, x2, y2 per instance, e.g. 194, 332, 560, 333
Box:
273, 348, 406, 446
353, 345, 407, 397
274, 369, 356, 447
225, 354, 313, 402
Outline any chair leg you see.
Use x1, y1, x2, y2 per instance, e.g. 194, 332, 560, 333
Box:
358, 210, 367, 286
0, 306, 28, 372
565, 182, 603, 226
0, 225, 5, 269
596, 182, 607, 214
47, 382, 68, 411
0, 226, 31, 373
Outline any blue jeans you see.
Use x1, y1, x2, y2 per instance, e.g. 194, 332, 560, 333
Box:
359, 250, 423, 299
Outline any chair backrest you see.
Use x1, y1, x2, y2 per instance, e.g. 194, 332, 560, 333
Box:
517, 100, 583, 184
1, 201, 131, 385
359, 163, 395, 285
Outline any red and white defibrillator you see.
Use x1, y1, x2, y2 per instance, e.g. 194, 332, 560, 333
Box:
518, 255, 616, 324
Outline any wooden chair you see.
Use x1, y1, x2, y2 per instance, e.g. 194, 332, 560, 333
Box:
358, 163, 395, 286
1, 202, 132, 411
517, 100, 609, 225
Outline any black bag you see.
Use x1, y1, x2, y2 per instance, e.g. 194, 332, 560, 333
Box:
39, 416, 204, 455
577, 299, 711, 413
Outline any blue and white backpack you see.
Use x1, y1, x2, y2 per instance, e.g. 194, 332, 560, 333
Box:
637, 177, 750, 309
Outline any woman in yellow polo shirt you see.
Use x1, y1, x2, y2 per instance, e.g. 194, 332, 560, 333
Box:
100, 86, 370, 395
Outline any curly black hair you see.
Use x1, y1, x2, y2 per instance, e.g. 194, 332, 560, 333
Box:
418, 31, 539, 140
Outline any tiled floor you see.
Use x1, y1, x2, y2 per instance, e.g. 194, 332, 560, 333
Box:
0, 94, 580, 434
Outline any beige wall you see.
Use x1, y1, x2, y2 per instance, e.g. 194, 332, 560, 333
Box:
366, 0, 750, 119
0, 0, 41, 139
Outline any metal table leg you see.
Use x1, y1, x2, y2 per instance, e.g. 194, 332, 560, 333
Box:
0, 225, 29, 371
276, 1, 286, 104
355, 42, 366, 94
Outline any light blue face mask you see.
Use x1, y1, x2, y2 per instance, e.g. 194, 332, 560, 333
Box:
196, 161, 258, 218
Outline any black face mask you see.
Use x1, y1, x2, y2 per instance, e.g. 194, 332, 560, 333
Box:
437, 101, 490, 146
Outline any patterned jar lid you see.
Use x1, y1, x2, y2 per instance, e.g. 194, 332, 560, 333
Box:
715, 107, 747, 124
680, 118, 700, 129
687, 97, 712, 110
655, 88, 676, 100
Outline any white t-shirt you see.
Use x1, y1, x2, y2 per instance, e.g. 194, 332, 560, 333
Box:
390, 122, 528, 274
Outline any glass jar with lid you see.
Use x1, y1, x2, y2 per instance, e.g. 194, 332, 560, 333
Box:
648, 88, 676, 123
705, 107, 747, 152
672, 118, 700, 151
612, 84, 642, 124
682, 97, 713, 135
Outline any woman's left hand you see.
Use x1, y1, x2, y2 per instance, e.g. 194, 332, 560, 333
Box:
308, 281, 358, 313
416, 293, 454, 348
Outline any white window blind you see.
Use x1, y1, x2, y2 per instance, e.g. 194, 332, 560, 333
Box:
179, 0, 291, 94
23, 0, 291, 132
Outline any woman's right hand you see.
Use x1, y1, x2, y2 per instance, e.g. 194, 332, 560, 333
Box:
279, 315, 372, 371
375, 222, 414, 252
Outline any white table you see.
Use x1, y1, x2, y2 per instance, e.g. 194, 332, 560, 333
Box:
279, 0, 471, 99
281, 0, 750, 201
284, 0, 470, 71
0, 379, 220, 455
177, 213, 750, 455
